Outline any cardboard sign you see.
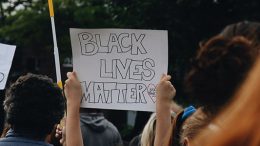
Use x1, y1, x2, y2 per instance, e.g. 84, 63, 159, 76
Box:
70, 28, 168, 111
0, 43, 16, 90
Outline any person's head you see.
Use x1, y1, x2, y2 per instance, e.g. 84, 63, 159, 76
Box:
169, 106, 197, 146
192, 58, 260, 146
140, 113, 156, 146
184, 36, 257, 115
179, 108, 208, 146
220, 21, 260, 50
3, 73, 65, 140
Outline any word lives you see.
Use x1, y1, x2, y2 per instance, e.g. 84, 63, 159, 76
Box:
100, 58, 155, 81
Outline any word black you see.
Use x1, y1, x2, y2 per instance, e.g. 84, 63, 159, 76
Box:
78, 32, 147, 56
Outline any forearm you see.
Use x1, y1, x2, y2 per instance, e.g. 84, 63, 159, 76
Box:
66, 104, 83, 146
154, 74, 176, 146
154, 99, 172, 146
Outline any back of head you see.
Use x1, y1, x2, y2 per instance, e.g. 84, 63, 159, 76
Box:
192, 58, 260, 146
184, 36, 257, 115
169, 106, 199, 146
4, 73, 65, 139
179, 108, 208, 146
220, 21, 260, 50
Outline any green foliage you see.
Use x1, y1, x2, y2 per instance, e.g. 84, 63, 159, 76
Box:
1, 0, 260, 103
1, 0, 260, 140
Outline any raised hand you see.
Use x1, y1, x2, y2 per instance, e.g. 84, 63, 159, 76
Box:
64, 72, 82, 109
156, 74, 176, 103
154, 74, 176, 146
64, 71, 83, 146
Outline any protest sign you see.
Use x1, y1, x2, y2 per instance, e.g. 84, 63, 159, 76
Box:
0, 43, 16, 90
70, 28, 168, 111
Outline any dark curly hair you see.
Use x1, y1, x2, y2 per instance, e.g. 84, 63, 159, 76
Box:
184, 36, 258, 115
4, 73, 65, 139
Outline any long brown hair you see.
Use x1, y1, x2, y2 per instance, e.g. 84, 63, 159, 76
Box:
184, 35, 257, 115
192, 58, 260, 146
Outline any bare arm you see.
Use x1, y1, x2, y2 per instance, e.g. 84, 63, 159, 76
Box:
154, 74, 176, 146
171, 101, 183, 114
64, 72, 84, 146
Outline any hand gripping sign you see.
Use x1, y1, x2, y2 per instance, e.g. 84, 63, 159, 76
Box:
70, 28, 168, 112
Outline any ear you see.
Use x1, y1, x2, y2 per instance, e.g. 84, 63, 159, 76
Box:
183, 137, 191, 146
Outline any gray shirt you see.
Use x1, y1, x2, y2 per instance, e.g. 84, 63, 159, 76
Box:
80, 112, 123, 146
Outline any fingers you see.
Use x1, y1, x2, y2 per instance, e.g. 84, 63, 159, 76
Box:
67, 72, 72, 77
60, 139, 64, 145
55, 121, 67, 145
65, 72, 71, 85
66, 71, 78, 80
55, 124, 63, 138
72, 71, 79, 80
166, 81, 172, 86
160, 74, 166, 80
160, 74, 171, 81
165, 75, 171, 81
65, 72, 75, 85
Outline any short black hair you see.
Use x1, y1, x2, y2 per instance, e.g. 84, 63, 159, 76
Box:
4, 73, 65, 139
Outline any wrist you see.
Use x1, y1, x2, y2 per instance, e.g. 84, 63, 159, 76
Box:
156, 103, 171, 113
67, 102, 80, 111
67, 109, 80, 115
156, 104, 171, 111
157, 96, 172, 104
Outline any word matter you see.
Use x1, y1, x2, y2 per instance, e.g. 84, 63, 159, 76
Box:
81, 81, 156, 104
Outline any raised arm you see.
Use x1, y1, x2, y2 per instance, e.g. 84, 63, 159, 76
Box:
154, 74, 176, 146
64, 72, 84, 146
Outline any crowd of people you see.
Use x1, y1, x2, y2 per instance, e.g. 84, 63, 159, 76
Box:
0, 21, 259, 146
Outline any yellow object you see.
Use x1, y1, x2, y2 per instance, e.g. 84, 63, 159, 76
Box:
60, 118, 65, 127
48, 0, 54, 17
57, 80, 63, 89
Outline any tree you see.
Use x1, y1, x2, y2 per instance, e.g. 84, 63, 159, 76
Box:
1, 0, 260, 141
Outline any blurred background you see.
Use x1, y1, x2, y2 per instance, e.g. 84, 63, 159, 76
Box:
1, 0, 260, 143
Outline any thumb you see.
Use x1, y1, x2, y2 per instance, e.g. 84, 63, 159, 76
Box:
160, 74, 166, 80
